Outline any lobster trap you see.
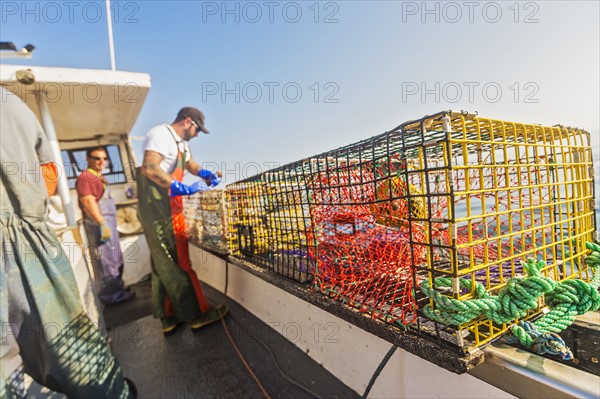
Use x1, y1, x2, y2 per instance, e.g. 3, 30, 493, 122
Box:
227, 178, 313, 282
399, 111, 597, 349
184, 190, 228, 255
225, 110, 597, 353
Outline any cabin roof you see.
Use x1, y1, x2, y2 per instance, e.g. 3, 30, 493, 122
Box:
0, 64, 151, 141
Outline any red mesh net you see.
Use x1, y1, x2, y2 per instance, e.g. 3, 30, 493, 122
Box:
302, 150, 560, 324
306, 162, 429, 325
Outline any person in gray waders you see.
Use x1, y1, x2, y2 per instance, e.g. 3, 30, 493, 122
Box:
76, 147, 135, 305
0, 87, 136, 397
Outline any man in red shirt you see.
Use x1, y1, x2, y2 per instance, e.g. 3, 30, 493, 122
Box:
76, 147, 134, 305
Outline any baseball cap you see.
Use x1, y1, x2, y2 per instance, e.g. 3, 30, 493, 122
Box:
177, 107, 209, 134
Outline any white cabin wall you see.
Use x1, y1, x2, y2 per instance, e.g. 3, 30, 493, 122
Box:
190, 246, 514, 398
120, 234, 151, 286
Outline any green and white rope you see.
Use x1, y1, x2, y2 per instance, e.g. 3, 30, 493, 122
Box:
421, 242, 600, 360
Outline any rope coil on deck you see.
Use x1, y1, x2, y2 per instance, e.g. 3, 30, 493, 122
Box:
421, 242, 600, 360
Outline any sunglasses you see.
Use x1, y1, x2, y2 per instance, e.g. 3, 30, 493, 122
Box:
90, 156, 108, 161
190, 119, 205, 133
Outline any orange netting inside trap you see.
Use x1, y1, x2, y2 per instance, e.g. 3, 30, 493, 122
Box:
306, 161, 433, 325
303, 151, 560, 324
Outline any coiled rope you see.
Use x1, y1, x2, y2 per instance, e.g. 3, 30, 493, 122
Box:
421, 242, 600, 360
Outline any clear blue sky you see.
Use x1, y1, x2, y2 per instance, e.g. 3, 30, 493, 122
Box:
2, 0, 599, 185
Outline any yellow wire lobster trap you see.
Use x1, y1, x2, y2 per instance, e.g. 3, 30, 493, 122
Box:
405, 111, 597, 349
226, 178, 312, 282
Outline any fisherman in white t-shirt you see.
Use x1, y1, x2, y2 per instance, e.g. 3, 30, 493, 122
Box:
137, 107, 229, 336
142, 124, 192, 174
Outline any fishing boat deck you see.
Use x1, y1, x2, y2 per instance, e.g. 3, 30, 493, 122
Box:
107, 281, 358, 398
25, 279, 358, 398
23, 260, 600, 399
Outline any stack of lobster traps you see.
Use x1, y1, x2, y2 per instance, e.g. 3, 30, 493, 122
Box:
191, 110, 597, 354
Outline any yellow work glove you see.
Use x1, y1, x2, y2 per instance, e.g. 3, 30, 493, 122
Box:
99, 221, 112, 242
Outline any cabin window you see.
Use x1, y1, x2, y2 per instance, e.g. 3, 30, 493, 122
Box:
61, 145, 128, 189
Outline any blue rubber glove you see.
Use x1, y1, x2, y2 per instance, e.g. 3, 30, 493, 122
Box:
208, 175, 221, 187
189, 180, 209, 192
169, 180, 208, 197
198, 169, 221, 187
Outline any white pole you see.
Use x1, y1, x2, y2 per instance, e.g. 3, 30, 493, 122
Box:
106, 0, 116, 71
37, 95, 77, 227
39, 94, 108, 335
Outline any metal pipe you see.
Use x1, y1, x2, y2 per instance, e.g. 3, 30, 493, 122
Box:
37, 94, 77, 227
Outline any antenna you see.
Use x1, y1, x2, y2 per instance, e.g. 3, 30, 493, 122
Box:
106, 0, 116, 71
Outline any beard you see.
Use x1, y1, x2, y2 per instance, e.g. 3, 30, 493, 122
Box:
183, 127, 195, 141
